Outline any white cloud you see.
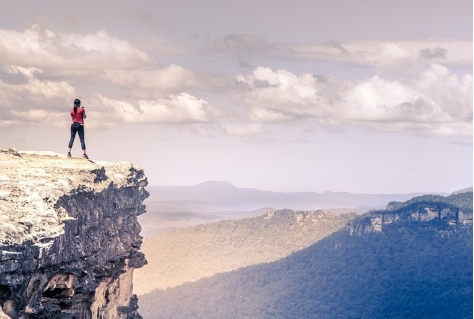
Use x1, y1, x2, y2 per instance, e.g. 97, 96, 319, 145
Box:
102, 65, 194, 99
0, 65, 75, 127
0, 25, 470, 139
0, 25, 156, 74
0, 25, 218, 128
371, 43, 414, 75
230, 64, 473, 137
414, 63, 472, 121
94, 93, 216, 126
342, 75, 417, 121
0, 64, 218, 128
2, 66, 75, 101
234, 67, 320, 117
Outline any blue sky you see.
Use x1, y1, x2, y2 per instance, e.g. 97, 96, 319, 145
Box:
0, 0, 472, 193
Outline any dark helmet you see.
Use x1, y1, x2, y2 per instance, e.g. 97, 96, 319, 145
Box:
74, 99, 81, 106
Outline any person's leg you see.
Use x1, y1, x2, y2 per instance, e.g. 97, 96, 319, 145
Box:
78, 125, 87, 155
67, 124, 77, 155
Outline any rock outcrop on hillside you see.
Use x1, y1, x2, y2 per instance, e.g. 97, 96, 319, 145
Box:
348, 192, 473, 235
0, 149, 148, 319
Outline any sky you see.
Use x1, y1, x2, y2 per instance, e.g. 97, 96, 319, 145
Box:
0, 0, 472, 193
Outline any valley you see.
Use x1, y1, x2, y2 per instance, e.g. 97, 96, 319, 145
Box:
137, 191, 473, 319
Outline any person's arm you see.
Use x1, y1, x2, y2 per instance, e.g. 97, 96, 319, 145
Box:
83, 107, 87, 119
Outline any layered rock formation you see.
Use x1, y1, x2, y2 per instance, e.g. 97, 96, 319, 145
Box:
349, 192, 473, 235
0, 149, 148, 319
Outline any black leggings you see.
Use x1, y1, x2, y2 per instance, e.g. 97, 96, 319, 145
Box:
68, 123, 86, 150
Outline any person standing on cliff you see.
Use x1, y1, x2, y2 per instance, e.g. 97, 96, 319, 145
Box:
67, 98, 89, 159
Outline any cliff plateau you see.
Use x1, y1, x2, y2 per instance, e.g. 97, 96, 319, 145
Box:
0, 149, 148, 319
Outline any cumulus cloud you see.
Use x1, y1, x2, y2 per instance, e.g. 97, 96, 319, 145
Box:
102, 65, 194, 99
0, 24, 156, 75
0, 25, 221, 128
0, 25, 470, 139
371, 43, 414, 75
0, 65, 75, 127
92, 93, 217, 126
235, 67, 318, 108
229, 65, 472, 137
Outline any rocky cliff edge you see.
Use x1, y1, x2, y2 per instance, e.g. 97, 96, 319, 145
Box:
0, 149, 148, 319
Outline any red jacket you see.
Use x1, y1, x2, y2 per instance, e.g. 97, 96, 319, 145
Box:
70, 107, 86, 124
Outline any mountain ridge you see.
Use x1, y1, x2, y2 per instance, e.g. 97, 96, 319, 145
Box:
145, 181, 443, 212
150, 180, 450, 196
140, 181, 460, 235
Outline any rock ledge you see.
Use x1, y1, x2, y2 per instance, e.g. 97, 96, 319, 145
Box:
0, 149, 148, 319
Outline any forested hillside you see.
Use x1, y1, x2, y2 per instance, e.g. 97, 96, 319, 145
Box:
386, 191, 473, 211
134, 210, 356, 295
139, 192, 473, 319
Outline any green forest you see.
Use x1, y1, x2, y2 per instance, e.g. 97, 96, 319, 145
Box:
385, 192, 473, 214
139, 192, 473, 319
135, 209, 355, 295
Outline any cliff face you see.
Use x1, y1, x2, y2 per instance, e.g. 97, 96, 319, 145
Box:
348, 192, 473, 235
0, 149, 148, 319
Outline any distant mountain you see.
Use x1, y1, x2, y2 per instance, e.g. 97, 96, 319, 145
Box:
140, 181, 438, 235
138, 192, 473, 319
452, 186, 473, 194
145, 181, 433, 211
134, 209, 356, 296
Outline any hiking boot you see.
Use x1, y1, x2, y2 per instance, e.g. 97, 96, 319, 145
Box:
67, 152, 71, 157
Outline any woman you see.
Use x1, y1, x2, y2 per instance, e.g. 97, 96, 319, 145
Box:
67, 98, 89, 159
